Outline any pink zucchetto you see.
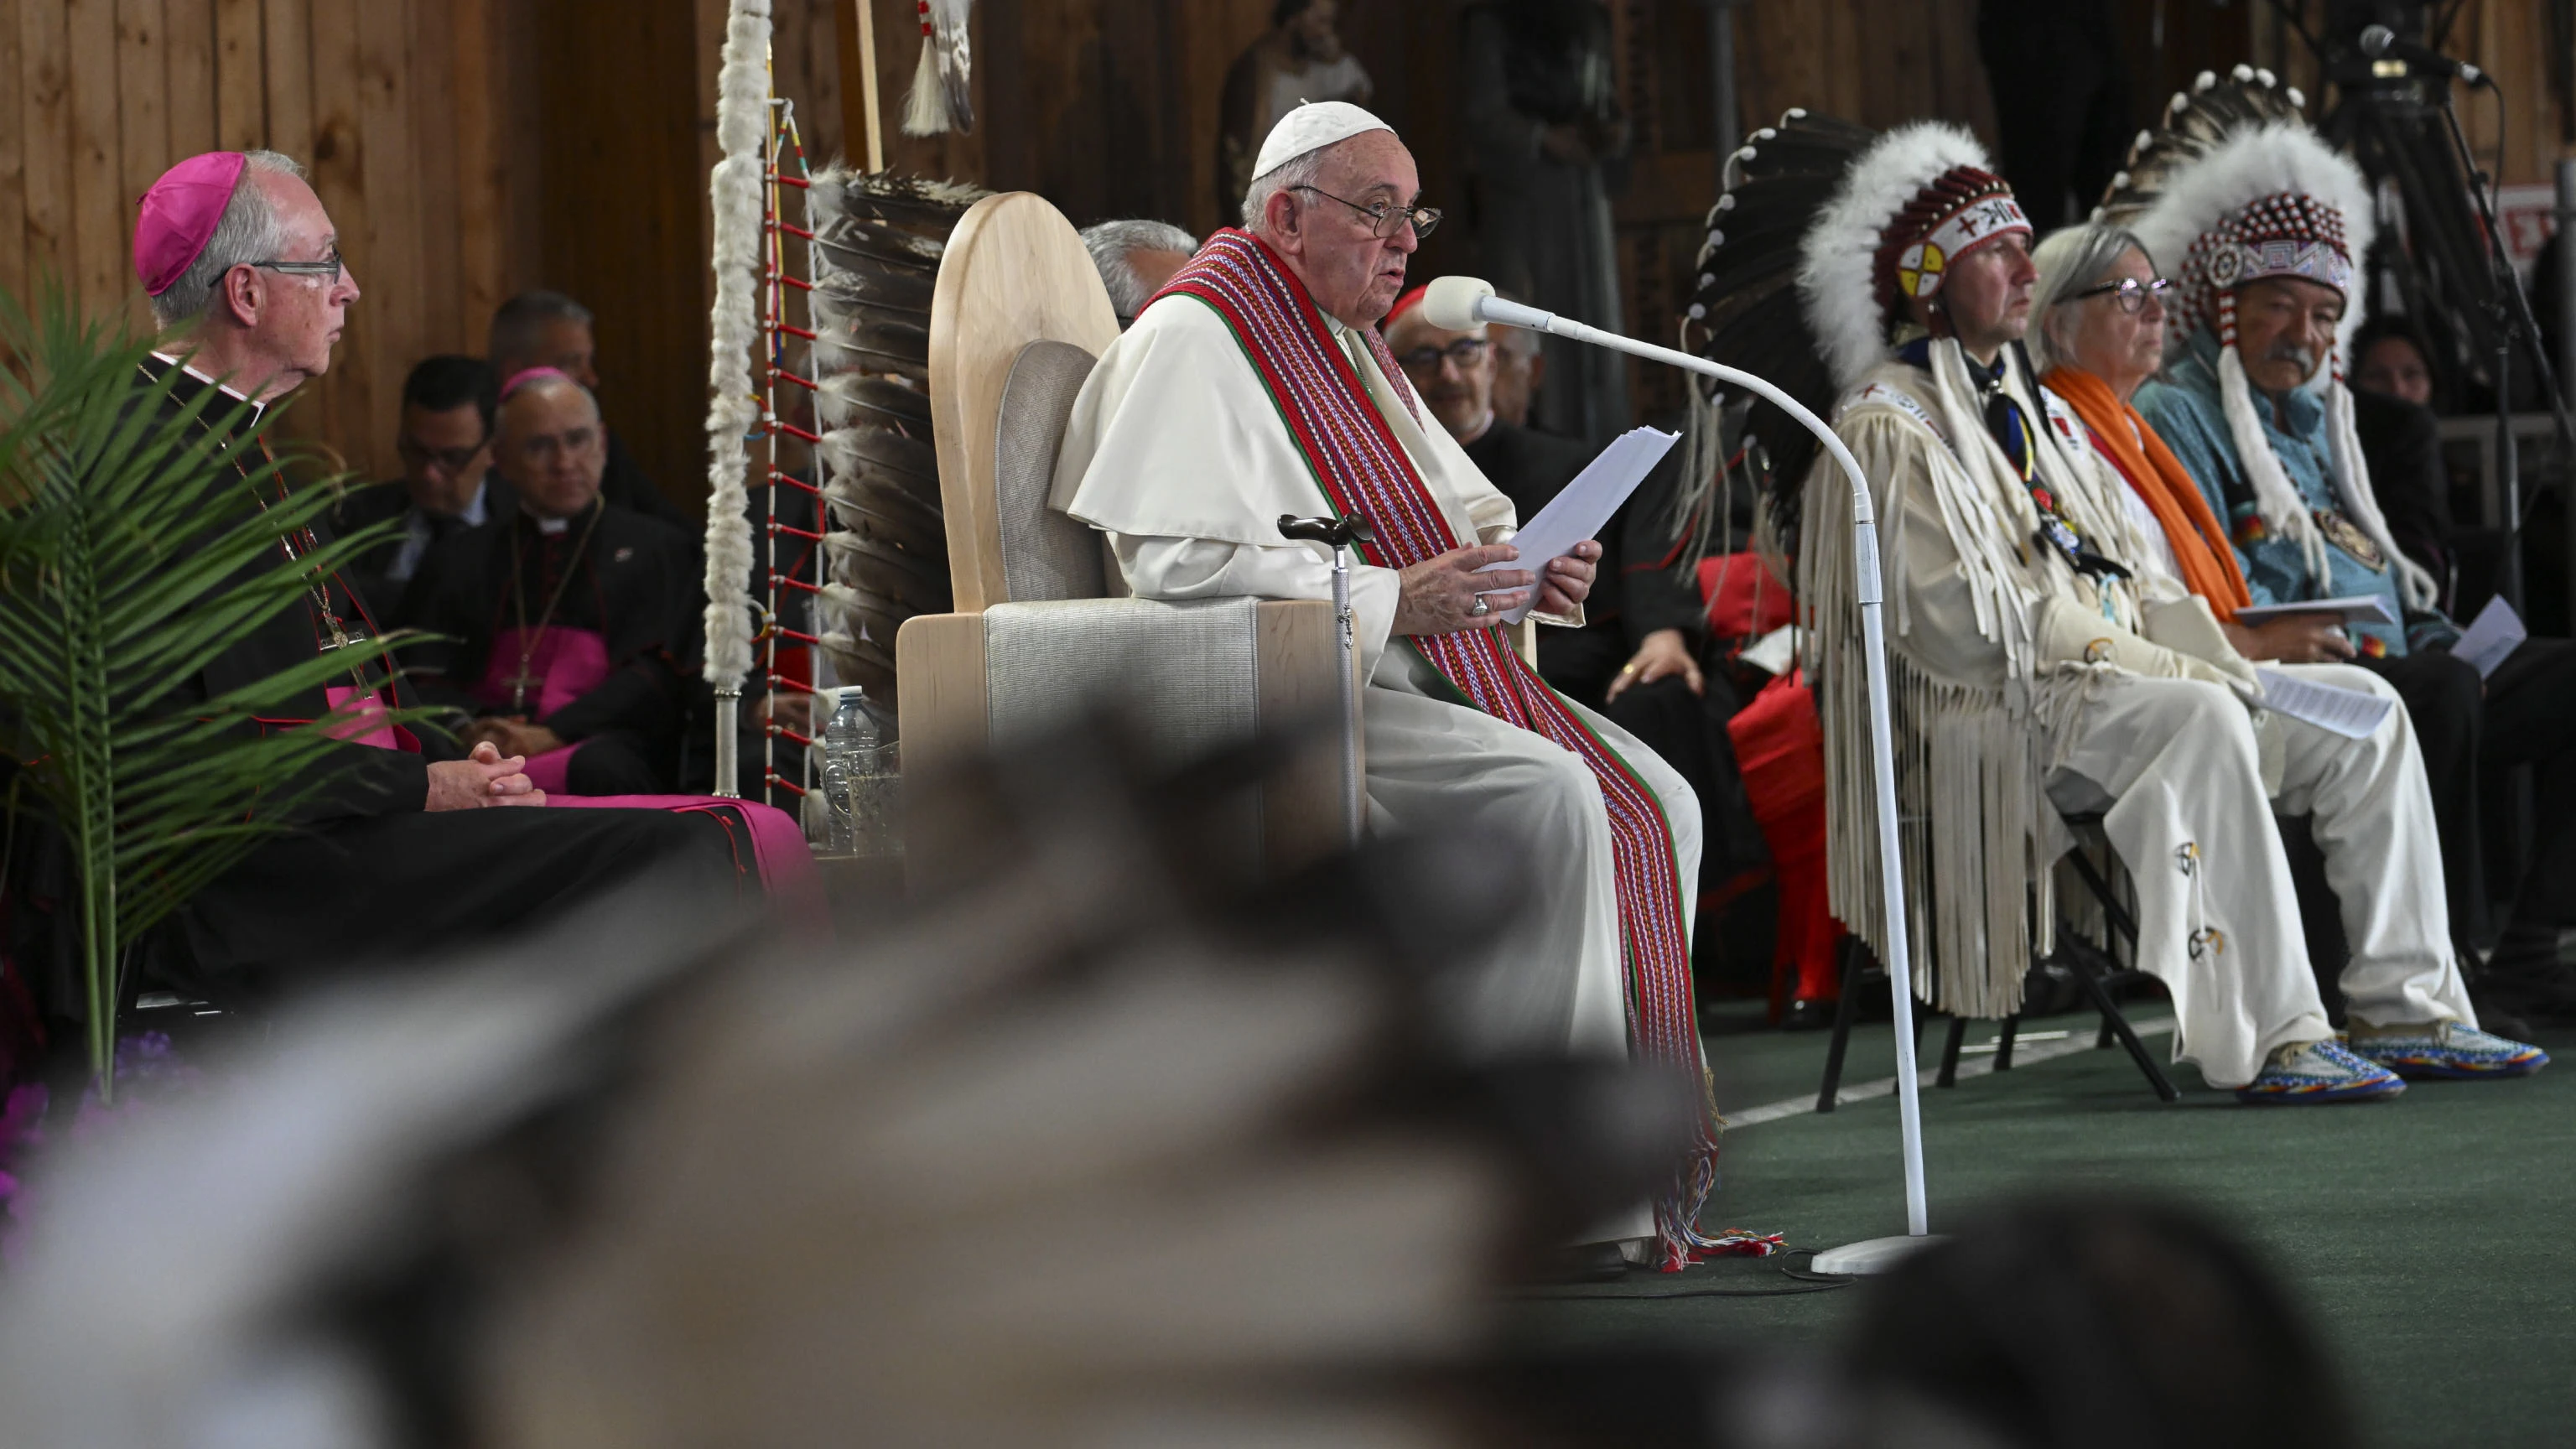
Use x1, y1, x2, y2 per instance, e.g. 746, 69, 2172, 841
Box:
134, 152, 249, 297
499, 366, 574, 399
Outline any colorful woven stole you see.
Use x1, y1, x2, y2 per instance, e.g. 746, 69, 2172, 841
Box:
1151, 230, 1725, 1270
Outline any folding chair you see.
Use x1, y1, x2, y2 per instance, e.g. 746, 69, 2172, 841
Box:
1814, 809, 2180, 1111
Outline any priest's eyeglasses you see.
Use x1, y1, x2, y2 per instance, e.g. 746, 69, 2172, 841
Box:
1291, 185, 1443, 241
248, 245, 346, 284
2071, 276, 2173, 314
1394, 338, 1489, 371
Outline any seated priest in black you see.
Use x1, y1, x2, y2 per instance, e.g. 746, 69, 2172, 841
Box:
329, 353, 517, 610
1384, 284, 1770, 985
395, 367, 699, 797
488, 289, 691, 530
76, 148, 759, 1009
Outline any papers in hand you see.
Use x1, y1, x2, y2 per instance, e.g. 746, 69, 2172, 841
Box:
1476, 426, 1680, 624
2231, 594, 2397, 627
2451, 595, 2526, 679
2255, 667, 2392, 740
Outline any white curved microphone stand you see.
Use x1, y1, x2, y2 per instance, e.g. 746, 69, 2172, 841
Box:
1425, 277, 1930, 1269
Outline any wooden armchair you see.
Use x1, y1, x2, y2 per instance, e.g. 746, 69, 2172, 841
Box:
894, 193, 1351, 886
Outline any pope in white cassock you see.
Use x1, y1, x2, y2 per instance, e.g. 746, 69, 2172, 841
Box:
1053, 102, 1724, 1272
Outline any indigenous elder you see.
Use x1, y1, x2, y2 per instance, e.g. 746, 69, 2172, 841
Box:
1794, 125, 2532, 1101
2128, 123, 2576, 1022
111, 151, 769, 1004
394, 369, 699, 797
2029, 221, 2541, 1082
1054, 101, 1717, 1271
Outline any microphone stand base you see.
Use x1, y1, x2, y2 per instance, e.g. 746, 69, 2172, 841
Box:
1810, 1233, 1942, 1276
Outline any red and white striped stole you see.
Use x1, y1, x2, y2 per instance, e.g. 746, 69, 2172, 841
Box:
1147, 229, 1724, 1270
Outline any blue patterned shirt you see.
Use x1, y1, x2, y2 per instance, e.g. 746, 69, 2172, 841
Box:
2133, 330, 2438, 657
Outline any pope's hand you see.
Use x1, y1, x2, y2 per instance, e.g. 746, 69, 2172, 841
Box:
1533, 539, 1601, 616
1395, 544, 1531, 636
425, 740, 548, 811
1606, 627, 1702, 702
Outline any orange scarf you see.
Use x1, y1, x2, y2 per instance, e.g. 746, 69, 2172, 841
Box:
2043, 365, 2253, 621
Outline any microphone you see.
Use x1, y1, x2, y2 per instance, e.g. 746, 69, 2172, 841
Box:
2359, 23, 2488, 86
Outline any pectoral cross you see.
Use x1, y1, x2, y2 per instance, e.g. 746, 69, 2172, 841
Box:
505, 671, 544, 714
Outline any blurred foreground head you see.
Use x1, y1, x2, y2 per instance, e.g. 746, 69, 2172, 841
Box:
1836, 1196, 2350, 1449
0, 715, 1701, 1448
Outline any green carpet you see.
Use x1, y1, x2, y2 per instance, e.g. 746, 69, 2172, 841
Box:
1512, 1007, 2576, 1446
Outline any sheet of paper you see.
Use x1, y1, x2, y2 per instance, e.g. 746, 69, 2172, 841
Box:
2231, 594, 2397, 627
2450, 594, 2527, 679
2255, 667, 2392, 740
1739, 624, 1800, 676
1476, 426, 1680, 624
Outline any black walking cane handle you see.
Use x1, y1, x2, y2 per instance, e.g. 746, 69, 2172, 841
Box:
1278, 514, 1374, 548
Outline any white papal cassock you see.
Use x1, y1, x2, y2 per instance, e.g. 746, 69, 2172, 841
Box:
1052, 232, 1706, 1254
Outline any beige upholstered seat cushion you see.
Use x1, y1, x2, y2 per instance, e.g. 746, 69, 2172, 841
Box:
993, 340, 1108, 602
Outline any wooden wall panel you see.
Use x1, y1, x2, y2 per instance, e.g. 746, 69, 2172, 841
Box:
21, 0, 71, 304
210, 0, 257, 148
10, 0, 535, 482
112, 0, 169, 323
533, 0, 714, 518
65, 0, 122, 318
0, 0, 24, 314
165, 0, 213, 147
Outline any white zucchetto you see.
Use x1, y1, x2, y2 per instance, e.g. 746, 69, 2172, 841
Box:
1252, 101, 1394, 180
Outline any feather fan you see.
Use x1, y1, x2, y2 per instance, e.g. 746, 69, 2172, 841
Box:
802, 164, 988, 704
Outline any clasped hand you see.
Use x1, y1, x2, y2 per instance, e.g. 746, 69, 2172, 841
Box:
425, 739, 547, 811
460, 714, 566, 761
1393, 540, 1599, 637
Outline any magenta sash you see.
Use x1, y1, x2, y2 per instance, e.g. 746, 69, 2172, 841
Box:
1150, 231, 1719, 1270
546, 794, 826, 933
470, 626, 612, 719
319, 686, 418, 753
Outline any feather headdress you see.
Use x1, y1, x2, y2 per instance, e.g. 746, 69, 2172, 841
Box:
1796, 122, 2018, 394
2106, 67, 2433, 610
1682, 109, 1872, 530
2115, 70, 2371, 365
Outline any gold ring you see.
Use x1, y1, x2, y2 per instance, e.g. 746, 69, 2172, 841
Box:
1619, 664, 1639, 674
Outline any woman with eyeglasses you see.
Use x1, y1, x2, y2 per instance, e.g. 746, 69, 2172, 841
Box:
2030, 224, 2360, 669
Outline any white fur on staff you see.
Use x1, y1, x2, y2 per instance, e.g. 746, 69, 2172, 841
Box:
703, 0, 769, 737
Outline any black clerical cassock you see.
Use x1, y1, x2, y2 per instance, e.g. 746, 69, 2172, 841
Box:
394, 497, 698, 797
67, 360, 750, 1010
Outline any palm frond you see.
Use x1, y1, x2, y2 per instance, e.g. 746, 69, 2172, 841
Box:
0, 278, 439, 1093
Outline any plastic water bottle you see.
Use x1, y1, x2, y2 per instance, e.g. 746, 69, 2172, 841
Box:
818, 689, 873, 854
818, 687, 900, 857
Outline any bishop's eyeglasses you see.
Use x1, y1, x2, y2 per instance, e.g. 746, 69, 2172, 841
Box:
247, 245, 347, 284
2071, 276, 2174, 314
1291, 185, 1443, 241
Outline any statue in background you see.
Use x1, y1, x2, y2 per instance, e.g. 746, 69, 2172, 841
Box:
1460, 0, 1629, 446
1217, 0, 1374, 221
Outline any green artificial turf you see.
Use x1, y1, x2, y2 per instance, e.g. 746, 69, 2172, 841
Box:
1509, 1007, 2576, 1447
